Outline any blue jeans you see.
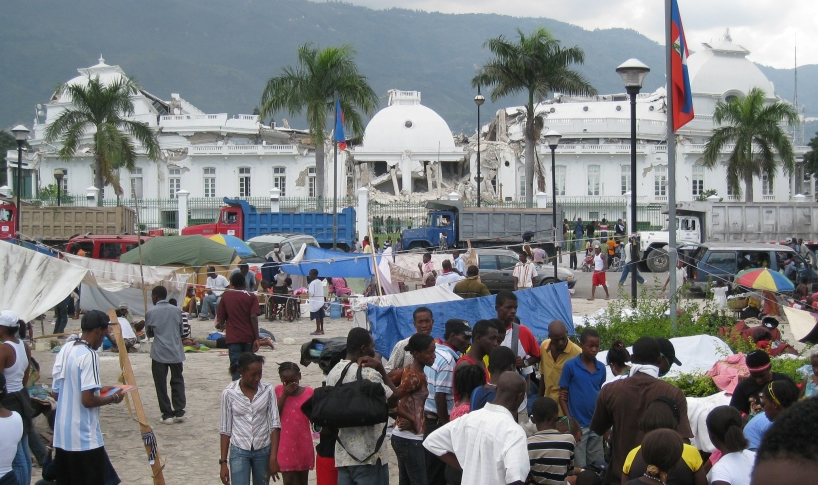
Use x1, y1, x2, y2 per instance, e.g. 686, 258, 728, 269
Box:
575, 427, 604, 469
619, 262, 645, 285
202, 294, 220, 318
13, 433, 31, 485
391, 436, 428, 485
230, 444, 270, 485
54, 300, 69, 334
337, 459, 389, 485
228, 342, 253, 381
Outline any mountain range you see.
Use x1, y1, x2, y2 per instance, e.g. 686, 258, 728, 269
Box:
1, 0, 816, 138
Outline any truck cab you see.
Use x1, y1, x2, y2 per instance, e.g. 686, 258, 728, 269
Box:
638, 211, 704, 273
0, 202, 16, 240
401, 209, 457, 250
181, 204, 244, 238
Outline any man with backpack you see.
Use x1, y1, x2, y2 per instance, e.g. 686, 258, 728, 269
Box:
325, 328, 399, 484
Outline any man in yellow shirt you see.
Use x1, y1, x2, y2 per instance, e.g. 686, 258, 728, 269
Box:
538, 320, 581, 415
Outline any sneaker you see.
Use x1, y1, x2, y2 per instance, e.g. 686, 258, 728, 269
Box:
174, 415, 187, 423
160, 417, 174, 425
199, 316, 209, 321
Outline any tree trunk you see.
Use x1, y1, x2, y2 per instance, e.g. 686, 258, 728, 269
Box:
525, 128, 535, 208
94, 155, 104, 207
744, 171, 754, 203
315, 141, 325, 211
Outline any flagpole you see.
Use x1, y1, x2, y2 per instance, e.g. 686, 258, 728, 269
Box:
666, 0, 678, 332
333, 92, 338, 250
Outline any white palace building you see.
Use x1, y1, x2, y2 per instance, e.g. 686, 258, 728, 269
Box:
6, 32, 812, 218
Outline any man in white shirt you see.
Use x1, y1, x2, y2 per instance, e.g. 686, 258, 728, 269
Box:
663, 259, 687, 293
424, 372, 530, 485
384, 307, 434, 382
513, 252, 538, 290
201, 266, 230, 320
308, 269, 325, 335
588, 245, 609, 301
435, 260, 465, 291
452, 249, 466, 275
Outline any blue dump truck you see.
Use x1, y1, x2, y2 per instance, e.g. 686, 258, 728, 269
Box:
182, 198, 356, 250
400, 200, 562, 251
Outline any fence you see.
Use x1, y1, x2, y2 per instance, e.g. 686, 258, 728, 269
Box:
22, 194, 665, 236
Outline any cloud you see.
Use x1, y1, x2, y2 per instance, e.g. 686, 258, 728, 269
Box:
344, 0, 817, 68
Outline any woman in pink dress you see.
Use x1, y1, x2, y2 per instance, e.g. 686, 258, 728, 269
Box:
275, 362, 315, 485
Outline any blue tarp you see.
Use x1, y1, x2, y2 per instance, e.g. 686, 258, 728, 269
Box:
368, 283, 574, 357
1, 239, 57, 257
279, 246, 375, 278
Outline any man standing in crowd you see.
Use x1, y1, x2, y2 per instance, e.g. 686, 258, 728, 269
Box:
656, 338, 682, 377
454, 320, 498, 380
308, 269, 325, 336
231, 263, 257, 291
571, 218, 584, 270
729, 349, 795, 415
216, 272, 261, 380
424, 319, 472, 485
496, 291, 541, 380
201, 266, 229, 321
52, 311, 125, 485
532, 244, 547, 263
590, 337, 693, 484
419, 253, 437, 287
326, 327, 398, 484
538, 320, 581, 415
423, 372, 530, 485
588, 244, 609, 301
614, 218, 626, 240
513, 252, 537, 290
618, 236, 645, 286
452, 249, 466, 276
385, 307, 434, 382
453, 265, 491, 299
146, 285, 186, 425
435, 260, 464, 291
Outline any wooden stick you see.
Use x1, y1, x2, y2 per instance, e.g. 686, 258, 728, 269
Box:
369, 227, 383, 296
107, 309, 166, 485
33, 331, 76, 340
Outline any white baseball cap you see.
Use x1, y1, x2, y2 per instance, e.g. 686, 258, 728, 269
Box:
0, 310, 20, 327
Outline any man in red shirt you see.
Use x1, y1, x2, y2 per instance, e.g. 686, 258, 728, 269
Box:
216, 272, 261, 380
495, 290, 542, 419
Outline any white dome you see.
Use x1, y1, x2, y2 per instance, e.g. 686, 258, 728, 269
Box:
688, 37, 775, 98
360, 90, 456, 153
53, 57, 129, 103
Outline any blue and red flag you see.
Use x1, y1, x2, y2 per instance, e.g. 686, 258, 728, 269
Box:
671, 0, 694, 131
334, 98, 346, 150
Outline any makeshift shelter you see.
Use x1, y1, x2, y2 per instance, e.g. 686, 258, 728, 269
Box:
368, 283, 573, 357
351, 285, 462, 328
280, 246, 375, 278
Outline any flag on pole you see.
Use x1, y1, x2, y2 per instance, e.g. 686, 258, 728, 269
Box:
671, 0, 694, 131
334, 98, 347, 150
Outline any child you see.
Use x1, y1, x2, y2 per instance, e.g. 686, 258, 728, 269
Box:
527, 397, 576, 485
558, 328, 606, 470
625, 429, 683, 485
170, 298, 200, 350
219, 353, 281, 485
275, 362, 315, 485
307, 269, 325, 335
471, 346, 516, 412
713, 279, 729, 309
799, 349, 818, 399
449, 364, 486, 421
392, 333, 436, 485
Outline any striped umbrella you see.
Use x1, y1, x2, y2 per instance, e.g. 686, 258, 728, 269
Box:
208, 234, 256, 257
734, 268, 795, 292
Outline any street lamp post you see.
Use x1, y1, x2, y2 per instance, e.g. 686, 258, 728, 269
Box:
54, 169, 65, 207
474, 87, 485, 207
544, 130, 562, 282
616, 59, 649, 306
11, 125, 30, 240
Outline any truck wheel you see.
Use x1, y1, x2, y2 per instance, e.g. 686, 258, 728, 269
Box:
407, 242, 428, 252
539, 278, 557, 286
646, 248, 669, 273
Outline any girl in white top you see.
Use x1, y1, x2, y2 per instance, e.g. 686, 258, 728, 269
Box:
705, 405, 755, 485
0, 374, 24, 483
0, 310, 31, 485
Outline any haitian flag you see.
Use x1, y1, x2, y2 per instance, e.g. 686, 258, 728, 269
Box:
334, 98, 346, 150
671, 0, 694, 131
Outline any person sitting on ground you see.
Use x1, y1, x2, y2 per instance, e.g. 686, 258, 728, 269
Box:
471, 346, 517, 412
742, 380, 799, 451
705, 406, 755, 485
183, 286, 199, 317
453, 265, 491, 299
794, 276, 810, 302
751, 396, 818, 485
527, 396, 577, 485
106, 305, 139, 353
201, 266, 230, 321
449, 365, 486, 421
728, 350, 795, 416
624, 429, 684, 485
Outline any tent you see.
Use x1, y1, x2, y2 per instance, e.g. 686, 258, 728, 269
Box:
368, 283, 573, 357
279, 246, 375, 278
351, 285, 462, 328
120, 235, 238, 267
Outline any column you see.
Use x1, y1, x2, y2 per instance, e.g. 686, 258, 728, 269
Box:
176, 189, 190, 232
86, 186, 99, 206
269, 188, 281, 213
356, 187, 369, 242
536, 191, 548, 209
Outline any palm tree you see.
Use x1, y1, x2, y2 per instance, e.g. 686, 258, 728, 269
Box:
44, 76, 160, 206
703, 88, 799, 202
260, 43, 378, 202
473, 27, 596, 206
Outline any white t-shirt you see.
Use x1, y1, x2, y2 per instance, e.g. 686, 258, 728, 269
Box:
308, 278, 325, 312
593, 253, 605, 271
206, 275, 230, 296
713, 286, 728, 308
512, 262, 538, 288
435, 272, 464, 291
676, 266, 687, 285
0, 411, 22, 476
707, 449, 755, 485
117, 317, 137, 339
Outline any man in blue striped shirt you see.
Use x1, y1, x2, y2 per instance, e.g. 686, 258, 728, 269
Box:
52, 310, 125, 485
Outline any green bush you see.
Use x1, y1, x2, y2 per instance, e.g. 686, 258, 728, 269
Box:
663, 372, 720, 397
771, 357, 809, 383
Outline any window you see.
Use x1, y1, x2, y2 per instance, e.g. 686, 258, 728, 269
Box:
307, 167, 316, 197
518, 167, 526, 199
204, 168, 216, 198
762, 173, 773, 196
273, 167, 286, 197
130, 168, 143, 199
587, 165, 600, 196
621, 165, 631, 195
100, 243, 123, 260
654, 165, 667, 197
555, 165, 566, 196
478, 255, 499, 271
239, 167, 251, 197
692, 165, 705, 196
169, 168, 181, 199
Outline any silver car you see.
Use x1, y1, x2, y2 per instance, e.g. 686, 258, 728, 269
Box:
474, 248, 575, 293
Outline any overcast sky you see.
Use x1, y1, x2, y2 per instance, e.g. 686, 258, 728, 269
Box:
344, 0, 817, 68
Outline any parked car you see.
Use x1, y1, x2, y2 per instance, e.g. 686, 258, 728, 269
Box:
687, 242, 817, 292
474, 248, 575, 293
246, 233, 320, 261
65, 234, 153, 261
